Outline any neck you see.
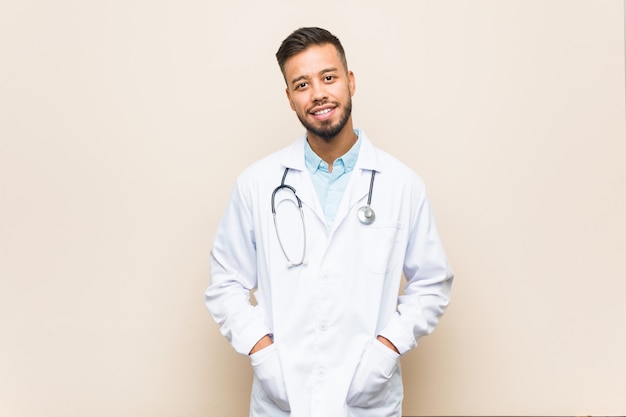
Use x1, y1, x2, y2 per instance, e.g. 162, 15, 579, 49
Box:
307, 123, 357, 171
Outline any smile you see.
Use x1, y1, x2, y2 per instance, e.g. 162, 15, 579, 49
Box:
314, 108, 333, 116
310, 106, 337, 121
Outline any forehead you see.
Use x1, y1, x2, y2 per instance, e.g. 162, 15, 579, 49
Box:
283, 43, 345, 79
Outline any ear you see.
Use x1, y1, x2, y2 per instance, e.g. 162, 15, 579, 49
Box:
348, 70, 356, 97
285, 88, 296, 111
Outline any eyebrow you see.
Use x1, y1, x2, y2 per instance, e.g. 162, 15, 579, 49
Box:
290, 67, 338, 86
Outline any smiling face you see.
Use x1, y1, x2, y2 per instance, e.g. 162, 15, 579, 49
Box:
283, 43, 356, 142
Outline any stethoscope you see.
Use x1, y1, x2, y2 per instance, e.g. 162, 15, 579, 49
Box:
271, 167, 376, 267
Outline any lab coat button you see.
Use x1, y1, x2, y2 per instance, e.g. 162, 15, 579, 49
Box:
316, 368, 326, 378
318, 324, 328, 332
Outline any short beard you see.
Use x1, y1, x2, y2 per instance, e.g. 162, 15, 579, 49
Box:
297, 98, 352, 141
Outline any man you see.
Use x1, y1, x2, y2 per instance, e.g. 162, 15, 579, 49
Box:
205, 27, 453, 417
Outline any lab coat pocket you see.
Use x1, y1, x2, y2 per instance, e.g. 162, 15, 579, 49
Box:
346, 339, 399, 408
363, 222, 403, 274
250, 344, 290, 412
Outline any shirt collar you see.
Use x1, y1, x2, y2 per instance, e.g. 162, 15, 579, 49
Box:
304, 129, 362, 175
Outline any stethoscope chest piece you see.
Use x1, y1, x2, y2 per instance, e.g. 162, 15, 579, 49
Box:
358, 205, 376, 225
357, 170, 377, 225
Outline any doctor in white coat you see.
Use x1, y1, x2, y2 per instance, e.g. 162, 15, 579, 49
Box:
205, 27, 454, 417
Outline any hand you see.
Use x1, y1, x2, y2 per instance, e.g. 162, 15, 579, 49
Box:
376, 335, 400, 354
249, 334, 273, 355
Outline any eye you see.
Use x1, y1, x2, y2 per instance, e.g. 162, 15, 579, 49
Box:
295, 82, 308, 90
324, 75, 335, 82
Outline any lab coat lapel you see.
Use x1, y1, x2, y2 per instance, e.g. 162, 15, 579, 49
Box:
331, 133, 381, 233
281, 136, 326, 224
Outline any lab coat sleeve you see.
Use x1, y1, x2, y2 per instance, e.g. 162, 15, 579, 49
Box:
205, 178, 272, 356
378, 183, 454, 355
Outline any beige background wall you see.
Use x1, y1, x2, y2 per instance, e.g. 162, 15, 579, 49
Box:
1, 1, 625, 416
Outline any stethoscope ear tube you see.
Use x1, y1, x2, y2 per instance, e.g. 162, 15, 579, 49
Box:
271, 184, 301, 214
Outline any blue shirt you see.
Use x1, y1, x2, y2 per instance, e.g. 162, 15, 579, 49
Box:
304, 130, 361, 226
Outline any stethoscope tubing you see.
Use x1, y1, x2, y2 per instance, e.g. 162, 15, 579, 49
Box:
271, 168, 306, 267
271, 167, 376, 267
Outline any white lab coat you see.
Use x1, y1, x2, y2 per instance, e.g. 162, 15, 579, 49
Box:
205, 131, 453, 417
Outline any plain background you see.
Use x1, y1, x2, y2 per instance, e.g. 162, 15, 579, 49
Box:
1, 1, 625, 416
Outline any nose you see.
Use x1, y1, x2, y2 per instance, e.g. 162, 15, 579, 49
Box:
311, 81, 328, 103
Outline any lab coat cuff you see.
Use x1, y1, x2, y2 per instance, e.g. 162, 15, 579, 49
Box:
378, 320, 417, 356
235, 325, 273, 356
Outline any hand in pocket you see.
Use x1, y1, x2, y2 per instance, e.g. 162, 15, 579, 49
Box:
250, 344, 290, 411
346, 339, 399, 408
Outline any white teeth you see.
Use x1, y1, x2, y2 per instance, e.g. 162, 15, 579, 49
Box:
314, 108, 332, 116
